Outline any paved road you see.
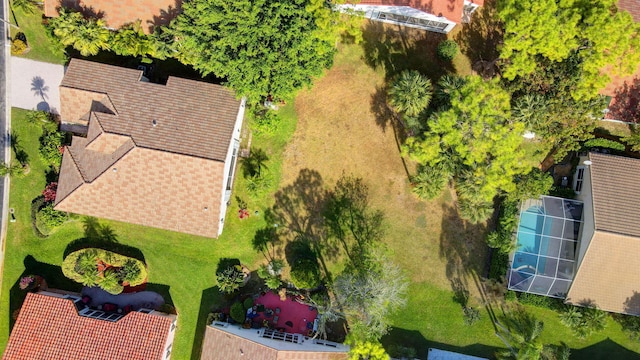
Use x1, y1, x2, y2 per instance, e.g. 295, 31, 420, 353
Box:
0, 0, 10, 290
11, 57, 63, 114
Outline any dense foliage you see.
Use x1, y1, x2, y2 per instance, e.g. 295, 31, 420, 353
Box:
436, 40, 459, 61
498, 0, 640, 101
290, 258, 321, 289
168, 0, 357, 102
62, 248, 147, 294
38, 123, 64, 169
216, 265, 245, 294
403, 76, 528, 223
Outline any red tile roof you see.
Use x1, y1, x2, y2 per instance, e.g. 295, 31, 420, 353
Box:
357, 0, 483, 23
2, 292, 174, 360
619, 0, 640, 21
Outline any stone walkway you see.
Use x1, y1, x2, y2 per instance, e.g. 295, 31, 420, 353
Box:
11, 57, 64, 114
81, 286, 165, 310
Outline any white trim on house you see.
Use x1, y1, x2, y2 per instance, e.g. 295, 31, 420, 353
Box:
336, 4, 457, 33
218, 97, 246, 236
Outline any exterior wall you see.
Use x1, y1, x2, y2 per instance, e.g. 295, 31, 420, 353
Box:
337, 4, 457, 33
56, 148, 225, 238
45, 0, 181, 34
574, 160, 595, 269
217, 98, 246, 236
59, 87, 106, 126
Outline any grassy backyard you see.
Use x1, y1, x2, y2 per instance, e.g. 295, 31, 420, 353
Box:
9, 6, 66, 64
0, 108, 297, 359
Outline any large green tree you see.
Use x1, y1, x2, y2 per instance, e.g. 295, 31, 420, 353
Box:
499, 0, 640, 100
48, 8, 110, 56
403, 76, 528, 222
168, 0, 356, 102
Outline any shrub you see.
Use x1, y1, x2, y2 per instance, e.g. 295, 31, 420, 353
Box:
560, 305, 607, 339
251, 109, 280, 135
11, 39, 27, 55
290, 258, 321, 289
488, 251, 509, 281
39, 127, 64, 168
463, 306, 480, 325
615, 313, 640, 340
583, 138, 625, 152
437, 40, 459, 61
42, 182, 58, 202
246, 173, 273, 197
549, 186, 576, 199
257, 260, 283, 290
411, 164, 450, 200
26, 110, 51, 124
518, 293, 564, 310
62, 248, 147, 294
505, 290, 517, 302
243, 297, 254, 310
30, 196, 48, 238
37, 203, 67, 229
508, 168, 554, 203
486, 200, 519, 254
216, 265, 244, 294
230, 301, 246, 323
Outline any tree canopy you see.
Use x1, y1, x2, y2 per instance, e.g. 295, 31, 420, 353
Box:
168, 0, 357, 102
403, 76, 528, 205
498, 0, 640, 100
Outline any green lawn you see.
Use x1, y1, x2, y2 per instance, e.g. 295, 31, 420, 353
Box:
0, 107, 297, 359
9, 6, 66, 64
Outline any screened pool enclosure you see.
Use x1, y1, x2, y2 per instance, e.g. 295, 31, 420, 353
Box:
507, 196, 584, 298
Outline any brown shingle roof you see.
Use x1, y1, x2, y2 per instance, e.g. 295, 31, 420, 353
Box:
201, 326, 348, 360
2, 292, 174, 360
61, 59, 241, 162
589, 152, 640, 237
567, 231, 640, 315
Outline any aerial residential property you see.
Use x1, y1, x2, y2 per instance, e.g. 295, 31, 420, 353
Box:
44, 0, 181, 33
3, 291, 177, 360
337, 0, 484, 33
54, 59, 245, 238
508, 152, 640, 316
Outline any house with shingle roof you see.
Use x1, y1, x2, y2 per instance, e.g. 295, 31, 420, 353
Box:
2, 291, 177, 360
54, 59, 245, 238
201, 322, 349, 360
508, 152, 640, 315
44, 0, 181, 34
337, 0, 484, 33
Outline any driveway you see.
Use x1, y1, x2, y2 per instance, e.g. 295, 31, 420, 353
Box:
11, 57, 64, 114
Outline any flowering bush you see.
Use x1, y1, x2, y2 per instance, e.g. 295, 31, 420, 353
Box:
19, 275, 35, 290
238, 208, 250, 219
42, 182, 58, 202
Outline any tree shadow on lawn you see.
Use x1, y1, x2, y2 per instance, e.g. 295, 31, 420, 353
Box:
381, 327, 498, 359
9, 255, 82, 329
190, 286, 224, 360
63, 217, 145, 263
571, 338, 640, 360
439, 202, 490, 305
453, 0, 503, 65
360, 20, 455, 82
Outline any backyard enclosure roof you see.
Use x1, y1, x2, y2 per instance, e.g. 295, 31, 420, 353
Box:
508, 196, 584, 298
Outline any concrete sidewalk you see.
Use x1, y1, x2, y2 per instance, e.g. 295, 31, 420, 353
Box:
11, 57, 64, 114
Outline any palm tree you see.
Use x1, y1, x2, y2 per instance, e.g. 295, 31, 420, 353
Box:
111, 21, 153, 57
388, 70, 433, 117
11, 0, 36, 14
496, 308, 545, 360
0, 161, 25, 178
50, 9, 110, 56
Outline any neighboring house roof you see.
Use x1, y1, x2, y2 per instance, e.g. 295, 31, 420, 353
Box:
54, 59, 242, 238
567, 153, 640, 315
357, 0, 483, 24
201, 325, 349, 360
602, 1, 640, 122
2, 292, 174, 360
44, 0, 181, 33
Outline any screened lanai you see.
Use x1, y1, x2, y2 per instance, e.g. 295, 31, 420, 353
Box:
507, 196, 584, 298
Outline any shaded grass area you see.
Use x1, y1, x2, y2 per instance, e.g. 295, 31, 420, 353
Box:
0, 107, 297, 359
9, 6, 66, 64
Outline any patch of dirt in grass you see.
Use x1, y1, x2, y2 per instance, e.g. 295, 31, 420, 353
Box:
280, 43, 488, 295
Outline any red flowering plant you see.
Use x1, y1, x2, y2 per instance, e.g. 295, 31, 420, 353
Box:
19, 275, 35, 290
238, 209, 250, 219
42, 182, 58, 202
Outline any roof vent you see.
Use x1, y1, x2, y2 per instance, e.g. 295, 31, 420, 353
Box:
152, 119, 157, 127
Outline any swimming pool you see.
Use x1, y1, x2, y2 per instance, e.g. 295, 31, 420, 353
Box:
508, 196, 584, 298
